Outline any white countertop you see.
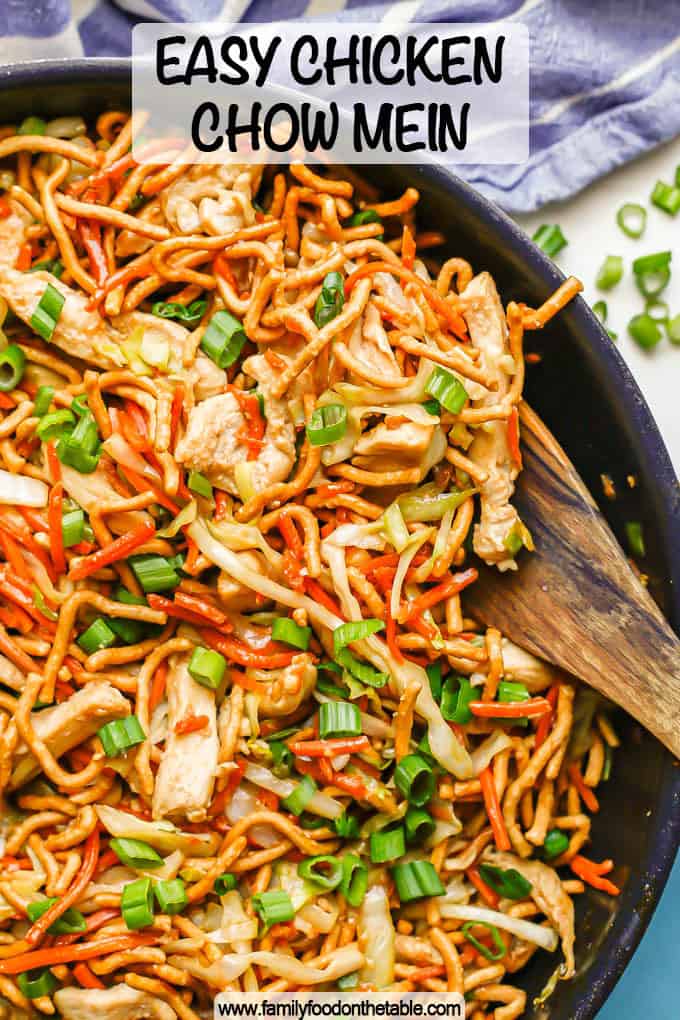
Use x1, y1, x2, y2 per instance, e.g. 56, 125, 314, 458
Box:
516, 135, 680, 477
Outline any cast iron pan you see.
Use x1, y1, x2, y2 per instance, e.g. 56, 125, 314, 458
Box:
1, 57, 678, 1020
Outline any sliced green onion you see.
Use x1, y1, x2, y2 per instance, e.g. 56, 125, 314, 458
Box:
110, 837, 163, 870
616, 203, 646, 238
369, 826, 405, 863
271, 617, 311, 651
26, 898, 86, 934
318, 701, 361, 739
121, 877, 154, 930
333, 619, 384, 656
78, 618, 116, 654
69, 411, 99, 454
152, 299, 207, 327
200, 310, 247, 369
394, 754, 435, 807
298, 855, 343, 890
543, 828, 569, 860
36, 409, 75, 442
281, 774, 317, 815
592, 301, 607, 323
633, 251, 672, 276
33, 586, 58, 622
17, 968, 57, 999
33, 385, 55, 416
28, 258, 64, 278
306, 404, 347, 446
153, 877, 187, 915
188, 646, 227, 690
187, 471, 213, 499
595, 255, 623, 291
252, 889, 295, 930
405, 808, 436, 845
18, 116, 46, 136
130, 554, 180, 593
441, 675, 475, 724
462, 921, 506, 961
0, 344, 25, 392
214, 873, 237, 895
299, 813, 327, 830
646, 299, 670, 323
70, 394, 89, 418
383, 502, 410, 553
398, 486, 474, 523
532, 224, 567, 258
651, 180, 680, 216
30, 283, 65, 342
316, 676, 348, 698
478, 863, 532, 900
348, 210, 382, 227
340, 853, 368, 906
391, 860, 445, 902
106, 614, 147, 646
335, 648, 388, 688
426, 662, 442, 701
97, 715, 146, 757
270, 740, 293, 775
334, 811, 360, 839
422, 398, 440, 416
498, 680, 530, 703
636, 267, 671, 299
625, 520, 645, 558
424, 366, 468, 415
62, 508, 85, 548
628, 313, 662, 350
56, 435, 100, 474
666, 314, 680, 345
314, 271, 345, 328
337, 973, 359, 990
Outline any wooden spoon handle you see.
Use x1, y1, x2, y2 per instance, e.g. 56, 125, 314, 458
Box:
467, 403, 680, 759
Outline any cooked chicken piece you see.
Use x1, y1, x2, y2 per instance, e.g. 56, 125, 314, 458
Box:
55, 985, 176, 1020
217, 553, 273, 613
347, 301, 402, 378
354, 420, 435, 462
0, 651, 26, 693
57, 457, 152, 536
175, 354, 296, 496
501, 638, 560, 693
0, 201, 32, 270
462, 271, 520, 570
395, 933, 442, 965
9, 683, 130, 790
152, 652, 218, 822
247, 655, 317, 718
162, 164, 261, 236
483, 848, 575, 978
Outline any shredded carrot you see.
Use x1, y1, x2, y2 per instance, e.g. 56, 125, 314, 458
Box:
149, 660, 168, 715
302, 577, 345, 619
567, 763, 600, 813
68, 519, 155, 581
0, 393, 15, 410
25, 829, 99, 949
479, 766, 511, 851
0, 933, 157, 974
208, 761, 245, 816
47, 480, 66, 576
406, 568, 478, 620
507, 406, 522, 469
255, 788, 280, 812
199, 629, 298, 669
119, 465, 181, 515
469, 697, 552, 719
214, 253, 239, 290
169, 382, 185, 450
175, 714, 209, 736
467, 864, 500, 908
147, 593, 232, 633
570, 855, 620, 895
73, 961, 105, 989
15, 243, 32, 271
0, 528, 30, 582
290, 736, 370, 757
0, 196, 11, 220
77, 216, 107, 287
0, 603, 32, 634
46, 440, 61, 483
402, 225, 416, 270
344, 260, 468, 337
230, 387, 266, 461
534, 683, 559, 749
279, 515, 304, 558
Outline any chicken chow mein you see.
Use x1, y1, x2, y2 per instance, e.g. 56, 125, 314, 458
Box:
0, 110, 622, 1020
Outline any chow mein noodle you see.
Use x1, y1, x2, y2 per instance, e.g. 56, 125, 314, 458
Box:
0, 111, 619, 1019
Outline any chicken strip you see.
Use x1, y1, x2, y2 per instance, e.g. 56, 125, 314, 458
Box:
175, 353, 296, 496
9, 683, 130, 790
152, 652, 218, 822
483, 848, 575, 978
55, 985, 176, 1020
462, 271, 520, 570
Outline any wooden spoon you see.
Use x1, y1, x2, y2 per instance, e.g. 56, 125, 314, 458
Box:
465, 401, 680, 759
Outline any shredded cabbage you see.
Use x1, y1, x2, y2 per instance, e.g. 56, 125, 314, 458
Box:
95, 804, 218, 857
168, 944, 364, 986
470, 731, 514, 776
439, 903, 559, 952
359, 886, 395, 988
